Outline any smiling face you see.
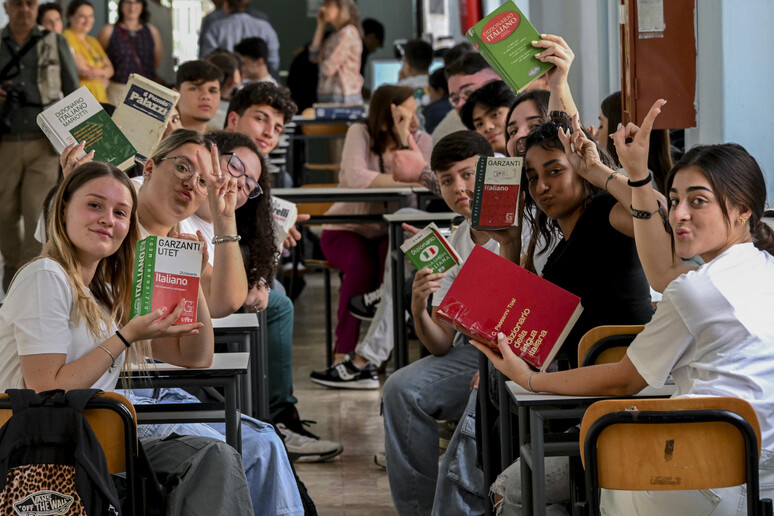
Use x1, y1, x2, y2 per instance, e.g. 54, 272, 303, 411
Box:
68, 4, 94, 34
472, 104, 508, 154
437, 156, 477, 218
64, 176, 133, 266
226, 104, 285, 154
506, 100, 543, 157
176, 79, 220, 125
222, 145, 262, 208
448, 69, 499, 112
39, 8, 62, 33
669, 166, 751, 262
144, 142, 209, 228
524, 146, 586, 229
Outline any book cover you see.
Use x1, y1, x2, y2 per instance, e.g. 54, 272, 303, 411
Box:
271, 196, 298, 248
112, 74, 180, 163
130, 236, 202, 324
400, 222, 462, 273
313, 103, 365, 120
436, 246, 583, 371
37, 86, 136, 171
470, 156, 522, 230
465, 1, 554, 93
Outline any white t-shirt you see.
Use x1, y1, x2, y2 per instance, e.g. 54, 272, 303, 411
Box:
0, 258, 123, 391
179, 214, 215, 266
628, 243, 774, 449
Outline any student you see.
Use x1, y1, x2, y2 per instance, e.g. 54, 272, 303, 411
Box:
225, 81, 294, 156
398, 39, 433, 90
0, 162, 255, 515
480, 102, 774, 515
180, 130, 343, 462
234, 37, 276, 84
459, 80, 516, 155
423, 67, 452, 134
310, 0, 363, 104
174, 60, 221, 134
309, 84, 432, 386
503, 89, 550, 158
360, 17, 384, 76
382, 131, 507, 514
204, 50, 242, 130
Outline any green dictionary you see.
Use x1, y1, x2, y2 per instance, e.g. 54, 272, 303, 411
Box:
465, 1, 554, 93
400, 222, 462, 274
37, 86, 136, 171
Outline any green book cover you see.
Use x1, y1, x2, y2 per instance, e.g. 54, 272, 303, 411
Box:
465, 1, 554, 93
130, 236, 156, 319
37, 86, 137, 171
400, 222, 462, 274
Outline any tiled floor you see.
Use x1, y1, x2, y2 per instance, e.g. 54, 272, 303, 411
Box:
291, 270, 401, 515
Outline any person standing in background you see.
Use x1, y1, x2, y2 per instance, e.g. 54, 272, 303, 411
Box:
36, 2, 63, 33
310, 0, 363, 104
0, 0, 78, 293
63, 0, 113, 103
97, 0, 162, 106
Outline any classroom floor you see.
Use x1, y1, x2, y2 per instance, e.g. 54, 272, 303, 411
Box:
292, 270, 407, 515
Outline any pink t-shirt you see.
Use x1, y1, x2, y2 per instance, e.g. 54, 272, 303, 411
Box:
318, 24, 363, 100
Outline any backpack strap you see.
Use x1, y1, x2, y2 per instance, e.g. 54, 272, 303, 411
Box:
64, 389, 103, 413
4, 388, 55, 413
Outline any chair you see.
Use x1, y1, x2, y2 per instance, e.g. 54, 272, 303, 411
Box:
578, 397, 774, 516
577, 325, 644, 367
0, 391, 142, 515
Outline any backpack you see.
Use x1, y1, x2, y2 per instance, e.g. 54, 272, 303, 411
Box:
0, 389, 122, 516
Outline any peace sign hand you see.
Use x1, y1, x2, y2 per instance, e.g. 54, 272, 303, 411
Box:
198, 145, 238, 225
557, 114, 603, 181
611, 99, 667, 181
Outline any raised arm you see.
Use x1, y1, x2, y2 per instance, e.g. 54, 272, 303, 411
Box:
533, 34, 577, 116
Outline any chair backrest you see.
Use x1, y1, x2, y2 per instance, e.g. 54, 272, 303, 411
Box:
579, 397, 764, 515
576, 325, 644, 367
0, 391, 138, 474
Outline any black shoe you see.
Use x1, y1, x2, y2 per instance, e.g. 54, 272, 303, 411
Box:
310, 355, 380, 390
348, 288, 382, 320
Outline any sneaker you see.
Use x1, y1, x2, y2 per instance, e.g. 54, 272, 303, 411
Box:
310, 355, 380, 390
274, 405, 343, 463
277, 423, 344, 463
347, 288, 382, 320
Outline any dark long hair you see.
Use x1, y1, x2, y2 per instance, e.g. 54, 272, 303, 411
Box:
117, 0, 149, 24
207, 131, 277, 285
522, 116, 614, 273
666, 143, 774, 256
365, 84, 415, 156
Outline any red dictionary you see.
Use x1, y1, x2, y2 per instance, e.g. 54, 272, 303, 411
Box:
470, 156, 522, 230
436, 245, 583, 371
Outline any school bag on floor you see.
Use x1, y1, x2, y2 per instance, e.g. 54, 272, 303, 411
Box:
0, 389, 121, 516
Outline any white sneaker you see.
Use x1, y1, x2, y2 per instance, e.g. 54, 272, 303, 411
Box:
277, 423, 343, 463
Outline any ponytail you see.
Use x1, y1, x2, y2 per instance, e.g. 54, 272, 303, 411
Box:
752, 218, 774, 255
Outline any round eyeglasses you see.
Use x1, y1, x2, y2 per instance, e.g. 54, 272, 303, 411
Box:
222, 152, 263, 199
157, 156, 208, 195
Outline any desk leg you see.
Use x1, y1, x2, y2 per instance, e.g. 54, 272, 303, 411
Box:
519, 405, 533, 515
498, 372, 513, 470
225, 377, 241, 455
390, 222, 406, 370
530, 409, 547, 516
253, 311, 270, 421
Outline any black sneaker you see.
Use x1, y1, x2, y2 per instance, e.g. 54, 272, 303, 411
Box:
310, 355, 380, 390
347, 288, 382, 320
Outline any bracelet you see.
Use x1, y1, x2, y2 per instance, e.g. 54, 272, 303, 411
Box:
98, 345, 116, 372
527, 372, 539, 393
115, 330, 131, 348
212, 235, 241, 245
604, 171, 619, 192
630, 200, 665, 220
627, 172, 653, 188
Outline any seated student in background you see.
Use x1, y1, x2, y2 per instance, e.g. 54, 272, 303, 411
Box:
309, 84, 432, 387
459, 80, 516, 156
383, 131, 508, 515
422, 67, 452, 134
174, 60, 222, 134
205, 50, 243, 130
180, 131, 343, 462
234, 37, 277, 84
0, 162, 255, 515
480, 102, 774, 515
398, 38, 433, 91
63, 0, 113, 103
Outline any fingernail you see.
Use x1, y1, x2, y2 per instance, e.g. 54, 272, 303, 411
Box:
609, 134, 615, 139
160, 307, 167, 312
541, 33, 547, 38
498, 332, 506, 339
617, 123, 623, 131
570, 143, 575, 153
534, 53, 541, 59
81, 140, 87, 145
530, 40, 537, 45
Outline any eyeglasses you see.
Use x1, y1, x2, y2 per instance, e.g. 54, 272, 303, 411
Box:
222, 152, 263, 199
157, 156, 207, 195
449, 85, 477, 109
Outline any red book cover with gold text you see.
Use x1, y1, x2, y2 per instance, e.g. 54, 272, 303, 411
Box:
470, 156, 522, 230
436, 245, 583, 371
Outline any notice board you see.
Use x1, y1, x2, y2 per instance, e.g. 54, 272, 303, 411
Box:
620, 0, 697, 129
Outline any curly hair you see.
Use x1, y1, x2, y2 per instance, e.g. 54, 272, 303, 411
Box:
207, 131, 277, 286
226, 82, 298, 124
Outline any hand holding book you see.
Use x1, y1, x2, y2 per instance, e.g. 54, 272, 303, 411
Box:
170, 230, 210, 276
470, 332, 536, 390
121, 297, 205, 344
533, 34, 574, 91
59, 141, 95, 177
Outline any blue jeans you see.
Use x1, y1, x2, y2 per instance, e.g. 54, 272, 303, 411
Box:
266, 289, 298, 419
127, 388, 304, 516
433, 389, 486, 515
382, 343, 479, 515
